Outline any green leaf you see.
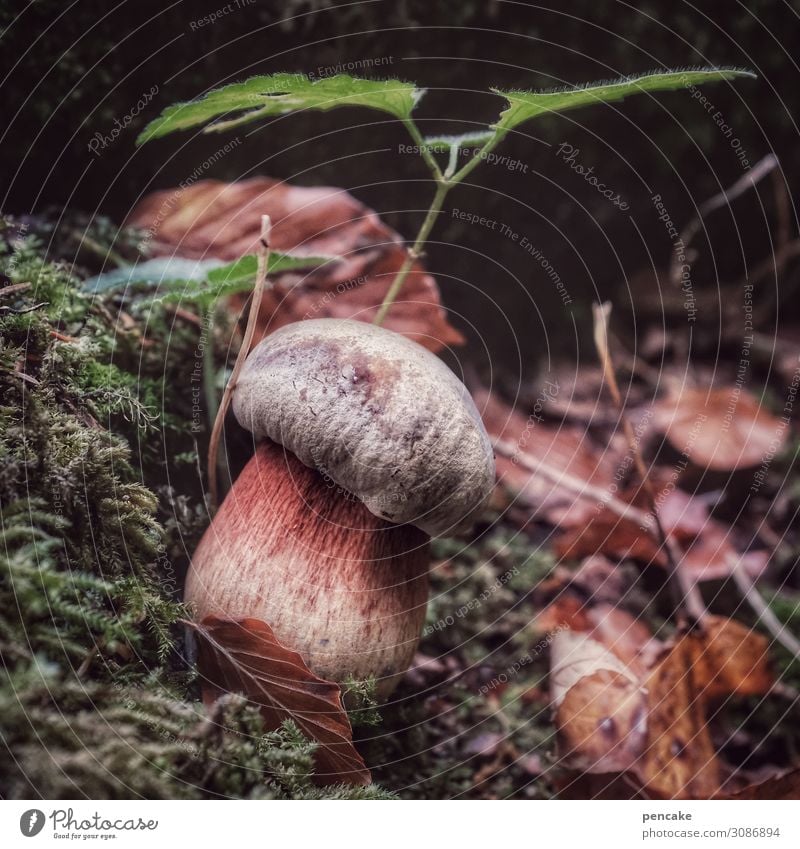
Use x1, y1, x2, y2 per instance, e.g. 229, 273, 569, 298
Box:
84, 253, 337, 307
492, 68, 755, 133
138, 73, 424, 143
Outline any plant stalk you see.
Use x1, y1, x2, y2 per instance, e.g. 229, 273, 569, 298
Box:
373, 180, 450, 326
373, 125, 506, 326
207, 215, 271, 509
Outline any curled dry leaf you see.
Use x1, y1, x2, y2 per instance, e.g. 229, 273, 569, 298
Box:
189, 615, 370, 786
549, 610, 773, 799
651, 386, 787, 471
127, 177, 463, 352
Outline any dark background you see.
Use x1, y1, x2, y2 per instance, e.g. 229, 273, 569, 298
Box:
2, 0, 798, 373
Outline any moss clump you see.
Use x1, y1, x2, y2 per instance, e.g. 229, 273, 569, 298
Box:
0, 220, 393, 799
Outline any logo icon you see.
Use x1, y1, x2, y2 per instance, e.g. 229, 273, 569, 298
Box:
20, 810, 45, 837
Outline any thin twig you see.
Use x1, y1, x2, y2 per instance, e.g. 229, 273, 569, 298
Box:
593, 302, 705, 624
669, 154, 778, 288
493, 438, 653, 527
0, 282, 31, 298
207, 215, 271, 510
772, 163, 791, 255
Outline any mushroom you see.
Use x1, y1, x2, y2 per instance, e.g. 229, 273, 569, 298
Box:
186, 318, 495, 698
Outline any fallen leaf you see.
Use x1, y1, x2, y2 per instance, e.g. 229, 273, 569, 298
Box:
552, 477, 769, 583
635, 617, 772, 797
638, 632, 721, 799
680, 525, 769, 582
551, 613, 774, 799
693, 615, 773, 700
534, 594, 593, 634
127, 177, 463, 352
190, 615, 370, 786
651, 387, 787, 471
551, 629, 648, 775
588, 604, 661, 676
717, 767, 800, 799
475, 386, 622, 518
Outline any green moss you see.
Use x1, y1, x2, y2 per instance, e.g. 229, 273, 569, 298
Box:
0, 223, 393, 799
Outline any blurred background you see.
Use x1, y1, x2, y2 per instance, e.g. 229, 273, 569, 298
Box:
2, 0, 798, 374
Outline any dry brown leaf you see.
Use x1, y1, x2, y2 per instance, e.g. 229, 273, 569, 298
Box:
717, 767, 800, 799
538, 598, 658, 676
680, 525, 769, 582
475, 386, 622, 517
534, 594, 593, 634
638, 632, 721, 799
552, 478, 768, 583
651, 387, 787, 471
693, 615, 773, 699
638, 618, 771, 797
557, 668, 649, 775
127, 177, 463, 352
190, 615, 370, 786
552, 612, 773, 799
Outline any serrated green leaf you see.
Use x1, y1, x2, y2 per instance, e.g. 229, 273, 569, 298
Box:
492, 68, 755, 133
84, 252, 337, 307
138, 74, 424, 143
422, 130, 494, 152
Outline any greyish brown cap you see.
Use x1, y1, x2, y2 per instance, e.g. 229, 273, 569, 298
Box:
231, 318, 496, 537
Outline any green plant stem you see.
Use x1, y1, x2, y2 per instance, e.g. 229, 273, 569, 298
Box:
373, 179, 450, 326
402, 118, 443, 181
373, 126, 507, 326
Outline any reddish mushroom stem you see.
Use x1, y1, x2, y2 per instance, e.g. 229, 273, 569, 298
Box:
186, 438, 430, 698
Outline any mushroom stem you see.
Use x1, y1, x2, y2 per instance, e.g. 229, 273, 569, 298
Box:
186, 439, 430, 698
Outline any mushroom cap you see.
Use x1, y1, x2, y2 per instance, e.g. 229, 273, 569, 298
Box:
232, 318, 495, 536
